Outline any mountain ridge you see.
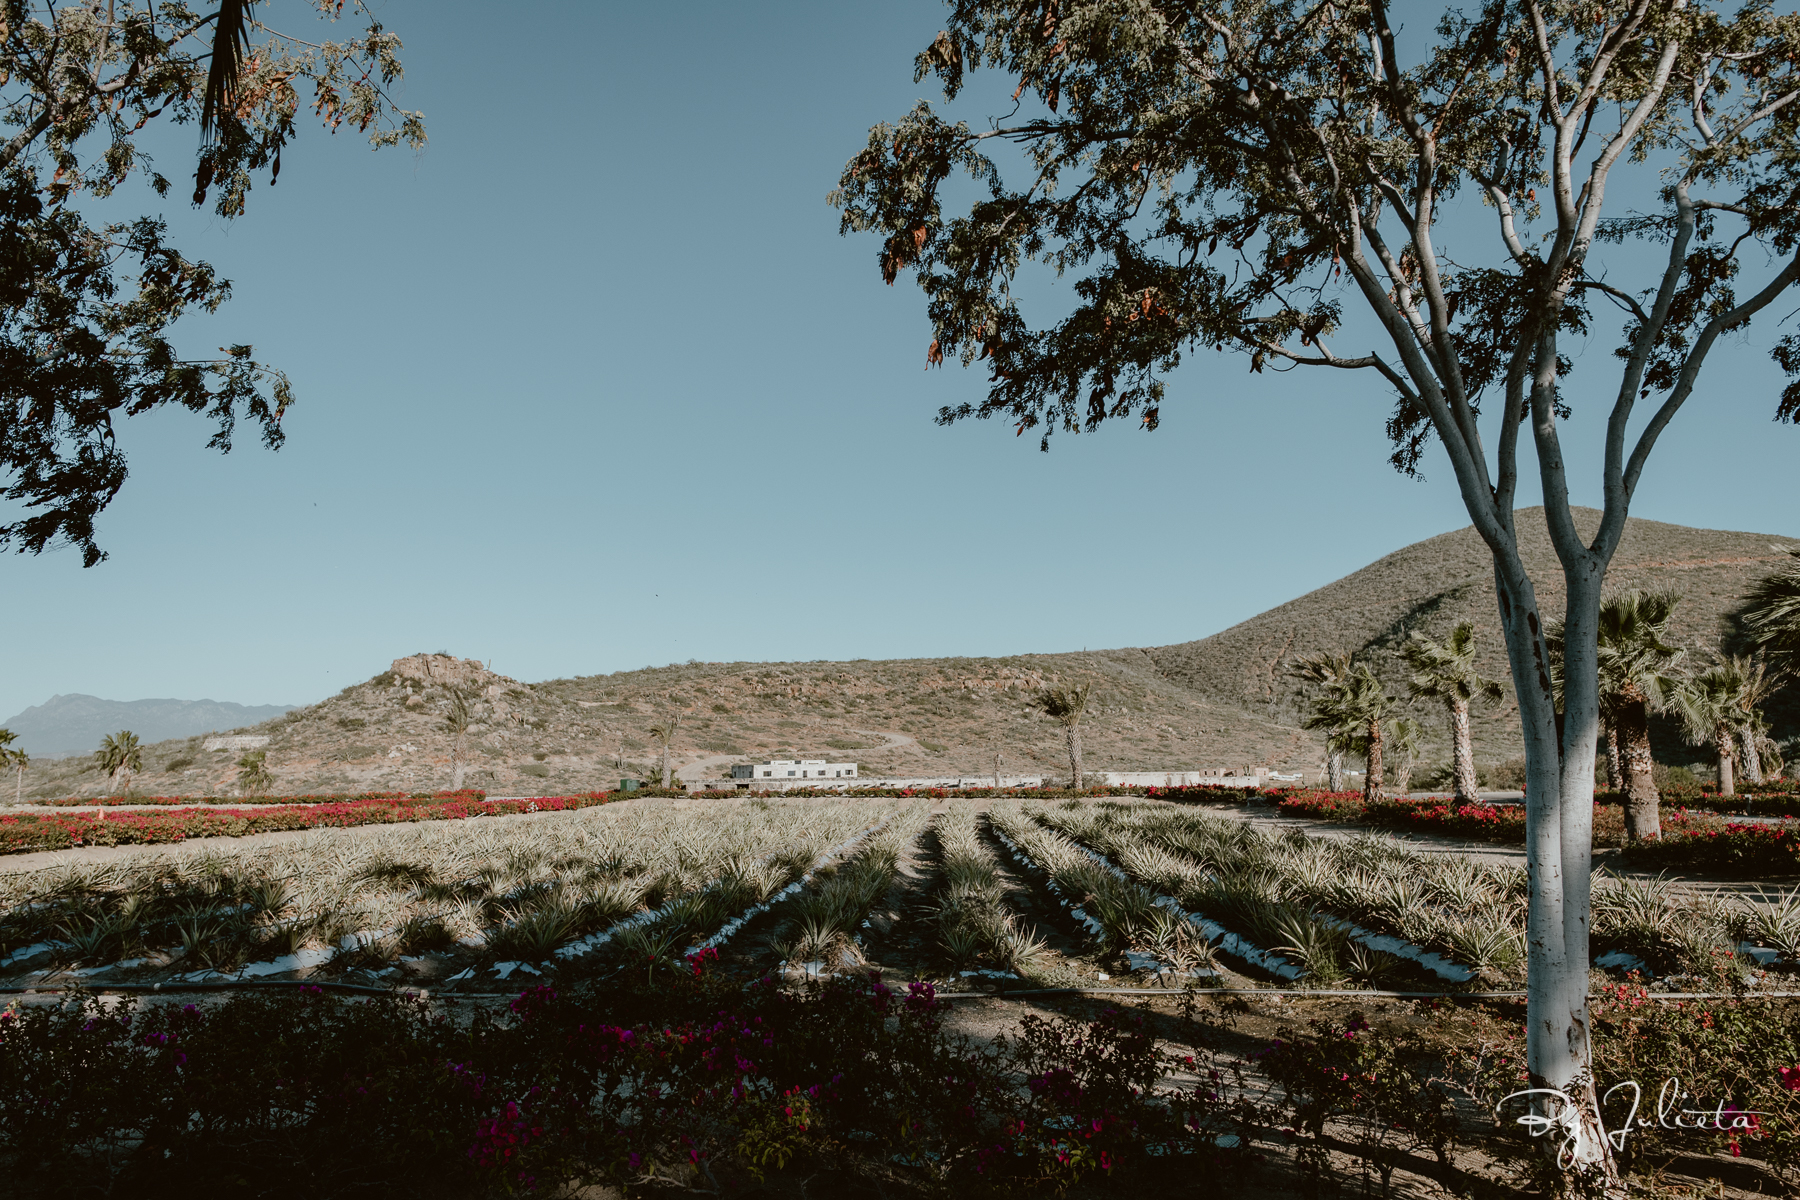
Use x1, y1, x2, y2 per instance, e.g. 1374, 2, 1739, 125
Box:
1, 695, 297, 757
13, 508, 1796, 797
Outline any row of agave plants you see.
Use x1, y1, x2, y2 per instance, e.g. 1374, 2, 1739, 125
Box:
1048, 801, 1525, 985
0, 798, 901, 983
1026, 799, 1800, 987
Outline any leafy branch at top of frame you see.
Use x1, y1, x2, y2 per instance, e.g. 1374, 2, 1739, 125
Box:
0, 1, 426, 217
831, 0, 1800, 460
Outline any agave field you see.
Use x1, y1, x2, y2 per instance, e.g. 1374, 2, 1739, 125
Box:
6, 792, 1799, 998
7, 793, 1800, 1195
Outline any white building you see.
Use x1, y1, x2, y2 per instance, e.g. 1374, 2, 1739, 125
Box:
732, 759, 857, 781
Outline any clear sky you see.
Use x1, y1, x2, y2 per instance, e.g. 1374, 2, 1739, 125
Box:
4, 0, 1796, 723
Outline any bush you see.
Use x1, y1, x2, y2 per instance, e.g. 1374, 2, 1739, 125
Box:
0, 966, 1260, 1196
0, 792, 613, 856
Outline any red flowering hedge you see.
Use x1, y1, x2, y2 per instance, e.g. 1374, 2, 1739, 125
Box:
690, 783, 1268, 802
1625, 810, 1800, 873
1276, 790, 1800, 872
1600, 785, 1800, 819
36, 789, 488, 808
0, 792, 619, 856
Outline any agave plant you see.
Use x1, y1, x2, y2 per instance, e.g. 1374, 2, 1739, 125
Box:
1736, 887, 1800, 960
1344, 940, 1409, 989
55, 909, 136, 966
1445, 921, 1525, 980
1270, 909, 1349, 984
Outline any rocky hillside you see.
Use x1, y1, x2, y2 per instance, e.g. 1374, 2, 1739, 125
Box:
19, 508, 1796, 800
1144, 507, 1800, 765
20, 651, 1321, 799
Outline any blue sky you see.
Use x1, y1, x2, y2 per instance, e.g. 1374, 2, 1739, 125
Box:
4, 0, 1797, 722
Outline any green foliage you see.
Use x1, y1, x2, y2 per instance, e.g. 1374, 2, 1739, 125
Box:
95, 731, 143, 787
235, 750, 273, 793
1737, 549, 1800, 674
0, 2, 425, 564
1033, 684, 1090, 727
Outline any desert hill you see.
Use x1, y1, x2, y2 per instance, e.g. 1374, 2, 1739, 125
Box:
1144, 507, 1800, 765
17, 509, 1797, 800
19, 650, 1320, 799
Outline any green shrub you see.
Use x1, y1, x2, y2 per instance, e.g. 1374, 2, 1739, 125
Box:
519, 764, 550, 778
336, 717, 366, 731
163, 757, 194, 773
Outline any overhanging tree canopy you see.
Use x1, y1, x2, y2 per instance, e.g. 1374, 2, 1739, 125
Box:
834, 0, 1800, 1175
0, 1, 424, 565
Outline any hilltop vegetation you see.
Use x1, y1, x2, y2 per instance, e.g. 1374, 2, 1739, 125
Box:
1146, 507, 1800, 767
15, 510, 1796, 799
17, 651, 1317, 799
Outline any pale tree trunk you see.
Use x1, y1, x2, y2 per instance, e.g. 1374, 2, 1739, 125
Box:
1492, 545, 1608, 1175
660, 740, 672, 789
1449, 697, 1480, 802
1738, 726, 1763, 786
1325, 750, 1344, 792
1363, 720, 1385, 801
1715, 722, 1736, 797
1614, 698, 1661, 841
1066, 724, 1083, 790
12, 765, 19, 805
993, 750, 1002, 789
451, 734, 466, 791
1603, 720, 1622, 791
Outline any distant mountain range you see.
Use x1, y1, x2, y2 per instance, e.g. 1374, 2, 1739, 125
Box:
0, 695, 296, 757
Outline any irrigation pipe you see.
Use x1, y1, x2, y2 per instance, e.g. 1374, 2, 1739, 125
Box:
0, 979, 417, 998
5, 980, 1799, 1003
926, 987, 1800, 1002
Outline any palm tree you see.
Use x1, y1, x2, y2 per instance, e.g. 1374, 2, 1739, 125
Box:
1299, 660, 1393, 800
1673, 658, 1766, 797
647, 710, 685, 789
442, 687, 479, 791
236, 750, 275, 794
96, 731, 143, 794
1727, 656, 1781, 786
1548, 591, 1684, 842
1403, 621, 1507, 803
1291, 652, 1353, 791
1034, 684, 1092, 789
1387, 717, 1425, 797
1739, 548, 1800, 675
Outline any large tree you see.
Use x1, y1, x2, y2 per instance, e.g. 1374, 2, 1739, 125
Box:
832, 0, 1800, 1172
0, 1, 424, 565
